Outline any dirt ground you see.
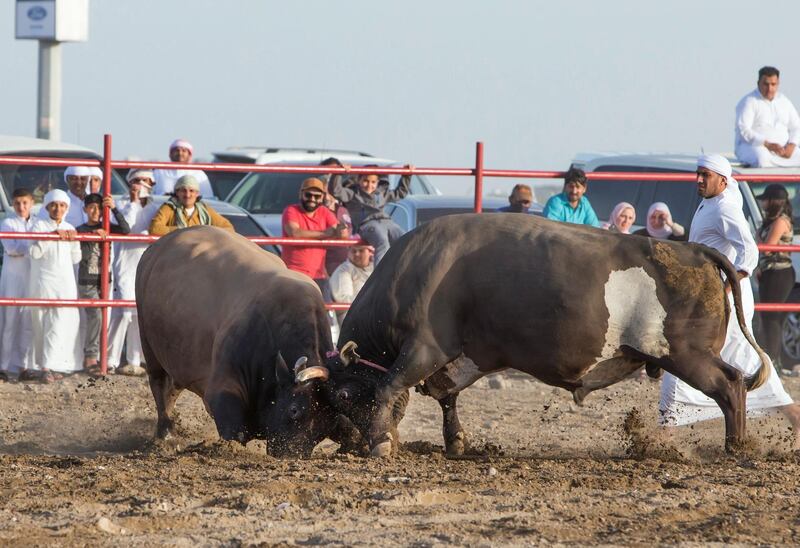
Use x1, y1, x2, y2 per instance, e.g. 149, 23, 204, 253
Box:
1, 370, 800, 546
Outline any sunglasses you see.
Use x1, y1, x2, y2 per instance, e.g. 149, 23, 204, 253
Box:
303, 191, 324, 200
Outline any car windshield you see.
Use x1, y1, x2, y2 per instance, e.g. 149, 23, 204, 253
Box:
746, 181, 800, 235
587, 165, 699, 229
227, 171, 433, 214
0, 163, 128, 206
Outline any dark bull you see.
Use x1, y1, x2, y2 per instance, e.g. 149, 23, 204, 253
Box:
135, 226, 361, 457
322, 213, 769, 457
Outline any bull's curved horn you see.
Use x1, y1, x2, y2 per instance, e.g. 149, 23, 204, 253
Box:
293, 356, 309, 373
339, 341, 360, 366
295, 366, 330, 383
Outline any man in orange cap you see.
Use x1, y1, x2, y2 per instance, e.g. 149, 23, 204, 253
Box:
282, 177, 348, 299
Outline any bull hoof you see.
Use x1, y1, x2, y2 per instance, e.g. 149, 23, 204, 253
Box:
572, 389, 586, 406
445, 432, 466, 456
370, 432, 394, 458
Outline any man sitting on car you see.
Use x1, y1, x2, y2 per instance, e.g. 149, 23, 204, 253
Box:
543, 167, 600, 227
282, 177, 348, 300
328, 164, 414, 264
153, 139, 215, 197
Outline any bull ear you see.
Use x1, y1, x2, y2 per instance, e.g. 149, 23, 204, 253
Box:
339, 341, 360, 367
275, 352, 293, 385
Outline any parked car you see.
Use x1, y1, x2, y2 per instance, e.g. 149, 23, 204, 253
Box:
209, 147, 382, 200
0, 135, 128, 218
576, 152, 800, 364
385, 195, 541, 233
225, 153, 440, 237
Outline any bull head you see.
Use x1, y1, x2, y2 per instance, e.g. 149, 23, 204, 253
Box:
339, 341, 360, 367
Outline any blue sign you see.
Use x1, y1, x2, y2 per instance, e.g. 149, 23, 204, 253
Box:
27, 6, 47, 20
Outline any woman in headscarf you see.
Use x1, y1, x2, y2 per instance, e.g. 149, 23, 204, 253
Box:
602, 202, 636, 233
754, 184, 795, 373
632, 202, 687, 241
28, 189, 83, 383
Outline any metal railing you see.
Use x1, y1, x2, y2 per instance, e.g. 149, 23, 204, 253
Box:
3, 135, 800, 374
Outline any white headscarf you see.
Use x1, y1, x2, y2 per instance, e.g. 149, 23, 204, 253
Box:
646, 202, 674, 239
43, 189, 71, 211
604, 201, 636, 234
88, 167, 103, 180
697, 154, 743, 206
63, 165, 91, 183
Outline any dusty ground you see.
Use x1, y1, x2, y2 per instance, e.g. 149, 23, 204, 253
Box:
1, 371, 800, 546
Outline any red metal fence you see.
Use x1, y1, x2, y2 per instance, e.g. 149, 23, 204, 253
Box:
2, 134, 800, 375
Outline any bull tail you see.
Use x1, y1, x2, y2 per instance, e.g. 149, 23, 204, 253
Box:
699, 245, 770, 391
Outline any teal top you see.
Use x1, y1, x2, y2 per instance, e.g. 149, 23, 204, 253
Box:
543, 193, 600, 227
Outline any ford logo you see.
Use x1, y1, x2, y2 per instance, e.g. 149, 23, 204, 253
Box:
28, 6, 47, 20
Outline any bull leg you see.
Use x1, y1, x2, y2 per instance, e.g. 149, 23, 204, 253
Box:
147, 366, 183, 439
141, 337, 183, 440
438, 392, 468, 456
653, 351, 747, 453
572, 357, 645, 406
369, 342, 450, 458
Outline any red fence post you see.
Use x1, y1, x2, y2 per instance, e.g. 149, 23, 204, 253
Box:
474, 141, 484, 213
99, 134, 112, 375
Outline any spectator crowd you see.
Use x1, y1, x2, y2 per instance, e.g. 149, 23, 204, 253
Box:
1, 64, 799, 385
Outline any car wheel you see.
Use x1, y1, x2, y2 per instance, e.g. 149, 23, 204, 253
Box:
781, 312, 800, 365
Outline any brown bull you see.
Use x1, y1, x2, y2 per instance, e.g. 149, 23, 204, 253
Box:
135, 226, 351, 457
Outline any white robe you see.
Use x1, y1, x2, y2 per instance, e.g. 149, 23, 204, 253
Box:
152, 168, 214, 197
659, 183, 793, 425
29, 218, 82, 373
0, 214, 35, 373
735, 89, 800, 167
107, 199, 158, 367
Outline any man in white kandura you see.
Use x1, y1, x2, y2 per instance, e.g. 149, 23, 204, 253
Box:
0, 189, 36, 381
29, 189, 83, 383
735, 66, 800, 167
659, 154, 800, 448
108, 170, 159, 376
152, 139, 214, 197
330, 242, 374, 321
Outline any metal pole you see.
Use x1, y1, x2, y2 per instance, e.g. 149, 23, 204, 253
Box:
99, 134, 112, 374
474, 141, 484, 213
36, 41, 61, 141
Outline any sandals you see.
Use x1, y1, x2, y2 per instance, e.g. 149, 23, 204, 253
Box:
85, 362, 103, 376
18, 369, 40, 382
40, 370, 64, 384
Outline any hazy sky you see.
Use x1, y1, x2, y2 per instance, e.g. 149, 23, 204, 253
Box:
2, 0, 799, 195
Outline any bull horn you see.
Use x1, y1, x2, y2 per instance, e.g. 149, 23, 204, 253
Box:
295, 366, 330, 383
293, 356, 308, 373
339, 341, 360, 366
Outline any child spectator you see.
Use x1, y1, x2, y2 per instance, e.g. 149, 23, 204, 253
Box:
0, 189, 36, 381
330, 243, 374, 321
329, 164, 414, 264
76, 193, 130, 374
29, 190, 82, 383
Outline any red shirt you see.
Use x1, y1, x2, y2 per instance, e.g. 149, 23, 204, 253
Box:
281, 204, 338, 279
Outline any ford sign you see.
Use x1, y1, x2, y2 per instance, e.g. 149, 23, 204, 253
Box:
27, 6, 47, 20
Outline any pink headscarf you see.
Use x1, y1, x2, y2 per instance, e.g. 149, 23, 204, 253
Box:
603, 202, 636, 234
646, 202, 673, 239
